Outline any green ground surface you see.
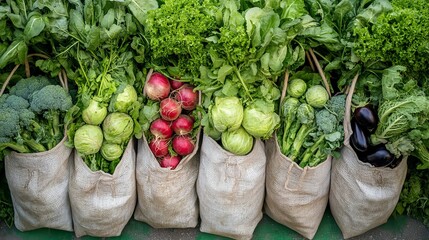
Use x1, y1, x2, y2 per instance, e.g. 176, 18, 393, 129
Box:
1, 209, 428, 240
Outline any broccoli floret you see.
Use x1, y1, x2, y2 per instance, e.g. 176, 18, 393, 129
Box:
326, 94, 346, 120
316, 109, 338, 134
0, 107, 21, 138
0, 95, 47, 154
0, 107, 40, 154
9, 76, 52, 100
3, 95, 30, 110
29, 85, 73, 148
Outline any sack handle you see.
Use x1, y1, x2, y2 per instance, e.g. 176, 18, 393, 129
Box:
0, 53, 68, 96
343, 73, 360, 145
284, 162, 308, 191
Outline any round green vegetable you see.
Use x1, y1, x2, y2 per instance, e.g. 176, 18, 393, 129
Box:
242, 100, 280, 139
109, 84, 138, 113
287, 79, 307, 98
100, 142, 124, 161
82, 99, 107, 125
305, 85, 329, 108
221, 127, 254, 155
210, 96, 243, 132
102, 112, 134, 144
74, 124, 104, 155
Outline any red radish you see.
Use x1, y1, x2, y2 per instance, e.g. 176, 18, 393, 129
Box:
145, 72, 171, 100
170, 79, 185, 90
150, 118, 173, 139
149, 138, 169, 157
159, 155, 181, 170
175, 85, 198, 111
160, 98, 182, 121
172, 135, 195, 156
172, 114, 194, 135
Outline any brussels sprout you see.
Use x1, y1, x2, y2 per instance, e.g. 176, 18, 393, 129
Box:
287, 79, 307, 98
82, 99, 108, 125
210, 96, 243, 132
74, 124, 104, 155
242, 99, 280, 139
221, 127, 254, 155
102, 112, 134, 144
305, 85, 329, 108
100, 142, 124, 161
109, 83, 138, 113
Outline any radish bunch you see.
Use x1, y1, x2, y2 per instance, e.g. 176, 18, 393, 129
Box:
145, 72, 199, 169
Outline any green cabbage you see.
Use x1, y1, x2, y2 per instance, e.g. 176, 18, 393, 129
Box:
287, 79, 307, 98
242, 99, 280, 139
100, 142, 124, 161
210, 96, 243, 132
82, 99, 107, 125
221, 127, 254, 155
305, 85, 329, 108
74, 124, 104, 155
102, 113, 134, 144
109, 84, 138, 113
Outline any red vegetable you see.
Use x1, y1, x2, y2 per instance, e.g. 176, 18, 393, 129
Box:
160, 98, 182, 121
172, 135, 195, 156
170, 79, 185, 90
145, 72, 171, 101
159, 155, 181, 169
174, 85, 198, 111
149, 138, 169, 157
150, 118, 173, 139
172, 114, 194, 135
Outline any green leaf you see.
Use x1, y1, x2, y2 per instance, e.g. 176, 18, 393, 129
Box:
0, 40, 27, 68
23, 13, 45, 40
127, 0, 158, 26
217, 65, 234, 84
280, 0, 307, 20
7, 13, 24, 28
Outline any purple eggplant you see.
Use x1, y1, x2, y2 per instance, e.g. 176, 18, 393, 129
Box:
350, 119, 370, 153
365, 144, 395, 167
354, 105, 378, 133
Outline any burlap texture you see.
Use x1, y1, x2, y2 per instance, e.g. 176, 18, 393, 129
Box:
264, 135, 331, 239
133, 131, 200, 228
196, 134, 266, 240
69, 139, 136, 237
5, 136, 73, 232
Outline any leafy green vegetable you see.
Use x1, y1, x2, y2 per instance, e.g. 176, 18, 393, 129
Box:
144, 0, 217, 77
396, 160, 429, 227
354, 0, 429, 80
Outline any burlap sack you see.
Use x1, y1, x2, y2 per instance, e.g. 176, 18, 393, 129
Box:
196, 134, 266, 240
134, 131, 200, 228
69, 139, 136, 237
5, 136, 73, 232
264, 135, 331, 239
329, 74, 408, 239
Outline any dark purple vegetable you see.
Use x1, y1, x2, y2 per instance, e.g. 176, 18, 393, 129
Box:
387, 157, 403, 169
354, 105, 378, 132
365, 144, 395, 167
350, 119, 369, 153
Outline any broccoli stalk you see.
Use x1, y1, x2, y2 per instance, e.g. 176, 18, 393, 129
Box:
282, 103, 315, 157
21, 132, 46, 152
0, 141, 31, 153
299, 134, 326, 168
289, 124, 316, 161
280, 97, 300, 154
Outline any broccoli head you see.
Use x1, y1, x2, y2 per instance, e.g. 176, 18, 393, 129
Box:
30, 85, 73, 113
9, 76, 52, 100
29, 85, 73, 148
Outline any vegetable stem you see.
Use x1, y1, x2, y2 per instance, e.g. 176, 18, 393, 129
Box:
234, 68, 253, 101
